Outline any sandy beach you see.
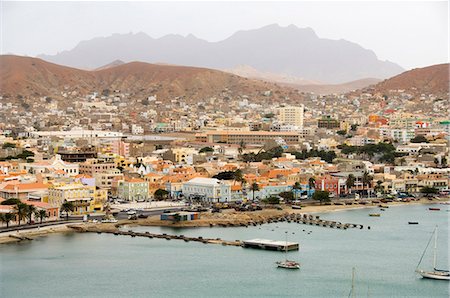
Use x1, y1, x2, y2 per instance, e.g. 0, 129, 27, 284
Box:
1, 198, 447, 245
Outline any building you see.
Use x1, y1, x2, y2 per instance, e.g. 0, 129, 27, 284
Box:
0, 182, 49, 200
117, 178, 149, 201
196, 131, 302, 145
278, 105, 304, 128
182, 177, 232, 203
318, 116, 340, 129
93, 170, 124, 190
47, 182, 107, 214
20, 154, 79, 176
79, 159, 117, 175
112, 139, 130, 157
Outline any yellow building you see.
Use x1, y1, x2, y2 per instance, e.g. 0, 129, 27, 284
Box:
48, 182, 106, 215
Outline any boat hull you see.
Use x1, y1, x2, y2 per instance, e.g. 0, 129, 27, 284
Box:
276, 261, 300, 269
416, 270, 450, 280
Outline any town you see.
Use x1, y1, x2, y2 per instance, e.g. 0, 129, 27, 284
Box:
0, 81, 449, 228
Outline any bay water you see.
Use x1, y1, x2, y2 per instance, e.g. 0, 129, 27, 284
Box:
1, 204, 449, 297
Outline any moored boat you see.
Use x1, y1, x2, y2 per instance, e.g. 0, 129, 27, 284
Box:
408, 221, 419, 225
429, 208, 440, 211
276, 260, 300, 269
276, 231, 300, 270
415, 226, 450, 281
369, 213, 381, 217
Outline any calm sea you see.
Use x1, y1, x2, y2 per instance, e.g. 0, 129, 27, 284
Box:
1, 204, 449, 297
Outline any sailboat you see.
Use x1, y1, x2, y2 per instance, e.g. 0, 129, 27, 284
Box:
415, 226, 450, 280
276, 231, 300, 269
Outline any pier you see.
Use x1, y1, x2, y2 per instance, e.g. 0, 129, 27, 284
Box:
242, 239, 299, 251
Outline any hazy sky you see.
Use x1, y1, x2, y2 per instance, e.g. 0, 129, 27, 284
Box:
1, 1, 448, 69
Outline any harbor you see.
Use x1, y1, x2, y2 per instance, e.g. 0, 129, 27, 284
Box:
1, 204, 449, 297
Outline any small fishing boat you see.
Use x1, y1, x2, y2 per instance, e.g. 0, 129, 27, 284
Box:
408, 222, 419, 225
415, 226, 450, 280
429, 208, 440, 211
369, 213, 381, 217
380, 208, 386, 211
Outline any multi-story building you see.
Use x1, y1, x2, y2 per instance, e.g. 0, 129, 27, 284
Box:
93, 170, 124, 191
197, 131, 302, 145
182, 177, 232, 203
48, 183, 95, 215
79, 159, 117, 175
117, 178, 149, 201
278, 105, 304, 128
318, 116, 340, 129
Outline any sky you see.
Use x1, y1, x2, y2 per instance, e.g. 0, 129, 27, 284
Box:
1, 1, 448, 70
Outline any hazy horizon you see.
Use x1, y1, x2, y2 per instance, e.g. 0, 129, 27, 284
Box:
1, 1, 448, 70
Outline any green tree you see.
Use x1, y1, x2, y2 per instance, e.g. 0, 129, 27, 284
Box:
337, 130, 347, 136
2, 142, 16, 149
410, 135, 428, 143
61, 201, 75, 221
420, 186, 438, 197
362, 171, 373, 190
35, 209, 47, 224
312, 190, 330, 205
154, 189, 169, 201
292, 182, 302, 199
26, 204, 37, 224
0, 212, 15, 228
233, 169, 244, 185
213, 171, 236, 180
1, 198, 21, 205
374, 180, 384, 194
250, 182, 260, 201
265, 196, 280, 205
199, 147, 214, 154
278, 191, 294, 202
13, 202, 29, 226
308, 177, 316, 198
346, 174, 356, 193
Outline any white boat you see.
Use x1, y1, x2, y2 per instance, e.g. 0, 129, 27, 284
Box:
415, 226, 450, 281
276, 231, 300, 269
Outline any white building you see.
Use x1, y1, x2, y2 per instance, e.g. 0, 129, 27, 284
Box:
131, 124, 144, 135
182, 177, 232, 203
278, 105, 304, 128
20, 154, 79, 176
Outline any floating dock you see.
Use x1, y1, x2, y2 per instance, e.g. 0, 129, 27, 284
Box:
242, 239, 299, 251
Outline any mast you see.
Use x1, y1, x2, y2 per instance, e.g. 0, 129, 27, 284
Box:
433, 226, 437, 270
351, 267, 355, 298
285, 231, 288, 261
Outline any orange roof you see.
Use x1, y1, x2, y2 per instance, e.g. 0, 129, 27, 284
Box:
124, 177, 145, 183
231, 185, 242, 191
2, 182, 49, 191
24, 201, 55, 209
75, 174, 93, 179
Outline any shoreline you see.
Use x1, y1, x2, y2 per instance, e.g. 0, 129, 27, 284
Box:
1, 198, 447, 245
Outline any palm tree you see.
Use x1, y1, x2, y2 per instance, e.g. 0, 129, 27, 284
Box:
308, 177, 316, 198
362, 171, 373, 197
0, 213, 15, 228
13, 202, 28, 226
26, 204, 37, 224
374, 180, 383, 194
250, 182, 259, 202
35, 209, 47, 224
234, 169, 243, 185
61, 201, 75, 221
346, 174, 356, 194
293, 182, 302, 200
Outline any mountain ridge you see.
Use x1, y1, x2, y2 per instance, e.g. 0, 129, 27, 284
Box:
37, 24, 404, 84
